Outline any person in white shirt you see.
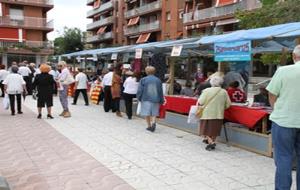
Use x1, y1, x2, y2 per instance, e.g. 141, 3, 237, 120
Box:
72, 68, 89, 106
3, 66, 27, 115
18, 62, 32, 95
0, 64, 9, 97
57, 61, 72, 118
123, 71, 140, 119
102, 67, 114, 112
49, 66, 60, 95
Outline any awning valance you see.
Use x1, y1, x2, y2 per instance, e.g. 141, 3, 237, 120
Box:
216, 0, 237, 7
216, 18, 239, 26
97, 26, 107, 34
128, 17, 140, 26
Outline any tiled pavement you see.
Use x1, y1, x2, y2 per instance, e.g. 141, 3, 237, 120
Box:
1, 97, 297, 190
0, 100, 134, 190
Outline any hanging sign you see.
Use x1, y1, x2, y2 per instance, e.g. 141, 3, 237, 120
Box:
135, 48, 143, 59
171, 45, 183, 57
111, 53, 118, 60
214, 40, 251, 62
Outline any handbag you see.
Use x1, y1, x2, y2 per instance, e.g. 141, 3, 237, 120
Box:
62, 73, 75, 85
187, 105, 200, 124
196, 88, 222, 118
2, 94, 9, 110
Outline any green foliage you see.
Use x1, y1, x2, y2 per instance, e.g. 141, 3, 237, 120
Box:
236, 0, 300, 29
260, 53, 291, 65
54, 27, 84, 55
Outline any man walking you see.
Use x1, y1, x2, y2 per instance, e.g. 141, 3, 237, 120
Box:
72, 68, 89, 106
102, 67, 114, 112
267, 45, 300, 190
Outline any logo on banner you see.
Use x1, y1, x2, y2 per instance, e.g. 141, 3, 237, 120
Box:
135, 48, 143, 59
214, 40, 251, 62
171, 45, 183, 57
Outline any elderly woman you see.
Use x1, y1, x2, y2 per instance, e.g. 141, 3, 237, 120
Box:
57, 61, 72, 118
3, 66, 27, 115
33, 64, 56, 119
198, 76, 231, 151
137, 66, 164, 132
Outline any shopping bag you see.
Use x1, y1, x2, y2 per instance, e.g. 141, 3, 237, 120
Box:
158, 104, 166, 119
136, 102, 141, 115
2, 94, 9, 110
187, 105, 200, 124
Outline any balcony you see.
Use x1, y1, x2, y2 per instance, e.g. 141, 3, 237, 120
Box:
183, 0, 262, 23
87, 16, 114, 31
87, 1, 114, 18
0, 16, 53, 30
86, 32, 113, 43
0, 0, 53, 9
125, 0, 162, 18
0, 41, 53, 48
124, 20, 160, 35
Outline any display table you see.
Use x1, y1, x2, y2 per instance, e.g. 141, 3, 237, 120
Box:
164, 96, 269, 132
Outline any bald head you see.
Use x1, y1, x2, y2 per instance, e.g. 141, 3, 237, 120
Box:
293, 45, 300, 62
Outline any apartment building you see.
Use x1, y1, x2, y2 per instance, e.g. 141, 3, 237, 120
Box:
183, 0, 262, 37
86, 0, 124, 48
0, 0, 54, 66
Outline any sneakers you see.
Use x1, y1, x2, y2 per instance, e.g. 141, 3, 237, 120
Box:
63, 111, 71, 118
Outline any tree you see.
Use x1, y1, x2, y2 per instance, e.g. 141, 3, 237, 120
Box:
236, 0, 300, 29
54, 27, 84, 55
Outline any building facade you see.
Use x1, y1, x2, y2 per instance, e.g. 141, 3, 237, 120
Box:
86, 0, 262, 47
183, 0, 262, 37
0, 0, 54, 67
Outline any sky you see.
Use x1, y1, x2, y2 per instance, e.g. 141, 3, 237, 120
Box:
47, 0, 89, 41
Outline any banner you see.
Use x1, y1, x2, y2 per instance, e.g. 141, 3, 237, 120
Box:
111, 53, 118, 60
135, 48, 143, 59
214, 40, 251, 62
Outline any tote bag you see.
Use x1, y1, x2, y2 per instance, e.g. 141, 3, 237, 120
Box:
2, 94, 9, 110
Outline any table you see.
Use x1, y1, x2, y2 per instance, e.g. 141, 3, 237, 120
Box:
164, 96, 269, 131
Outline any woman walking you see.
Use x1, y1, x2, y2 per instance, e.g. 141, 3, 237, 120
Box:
57, 61, 72, 118
111, 65, 122, 117
3, 66, 27, 115
137, 66, 164, 132
123, 71, 140, 119
198, 76, 231, 151
33, 64, 56, 119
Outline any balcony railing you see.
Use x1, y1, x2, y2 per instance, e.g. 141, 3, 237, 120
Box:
125, 0, 162, 18
86, 32, 113, 43
87, 16, 114, 30
124, 20, 160, 35
87, 0, 94, 5
0, 0, 53, 6
0, 41, 53, 49
87, 1, 114, 18
0, 16, 53, 29
183, 0, 262, 23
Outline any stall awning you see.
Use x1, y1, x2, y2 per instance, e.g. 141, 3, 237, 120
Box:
216, 18, 239, 26
136, 33, 151, 44
127, 17, 140, 26
216, 0, 237, 7
97, 26, 107, 34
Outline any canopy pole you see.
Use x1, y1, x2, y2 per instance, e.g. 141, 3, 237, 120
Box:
186, 53, 192, 84
168, 57, 175, 95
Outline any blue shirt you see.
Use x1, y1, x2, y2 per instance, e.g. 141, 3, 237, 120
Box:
137, 75, 164, 104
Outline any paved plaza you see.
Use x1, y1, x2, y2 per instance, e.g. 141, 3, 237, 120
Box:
0, 97, 297, 190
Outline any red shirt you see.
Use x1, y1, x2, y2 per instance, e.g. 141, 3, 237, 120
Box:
227, 87, 246, 103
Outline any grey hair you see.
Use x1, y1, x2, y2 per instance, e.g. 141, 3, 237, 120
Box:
293, 45, 300, 58
210, 76, 224, 87
11, 65, 19, 73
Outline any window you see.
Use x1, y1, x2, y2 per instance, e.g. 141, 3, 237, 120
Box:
9, 7, 24, 20
166, 12, 171, 21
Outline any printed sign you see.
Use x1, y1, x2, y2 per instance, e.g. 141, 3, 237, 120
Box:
171, 45, 183, 57
135, 48, 143, 59
214, 41, 251, 62
111, 53, 118, 60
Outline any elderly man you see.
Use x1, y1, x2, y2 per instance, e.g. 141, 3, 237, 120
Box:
267, 45, 300, 189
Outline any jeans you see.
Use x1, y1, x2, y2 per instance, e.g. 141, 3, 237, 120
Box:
59, 85, 69, 111
272, 122, 300, 190
73, 89, 89, 105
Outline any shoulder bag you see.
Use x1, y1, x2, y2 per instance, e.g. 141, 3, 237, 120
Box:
196, 88, 222, 118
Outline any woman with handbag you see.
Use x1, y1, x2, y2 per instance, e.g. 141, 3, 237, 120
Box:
57, 61, 74, 118
197, 76, 231, 151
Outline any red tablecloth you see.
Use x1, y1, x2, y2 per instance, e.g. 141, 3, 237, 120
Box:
164, 96, 269, 129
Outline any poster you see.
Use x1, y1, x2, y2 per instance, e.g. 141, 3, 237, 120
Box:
171, 45, 183, 57
111, 53, 118, 60
214, 40, 251, 62
135, 48, 143, 59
